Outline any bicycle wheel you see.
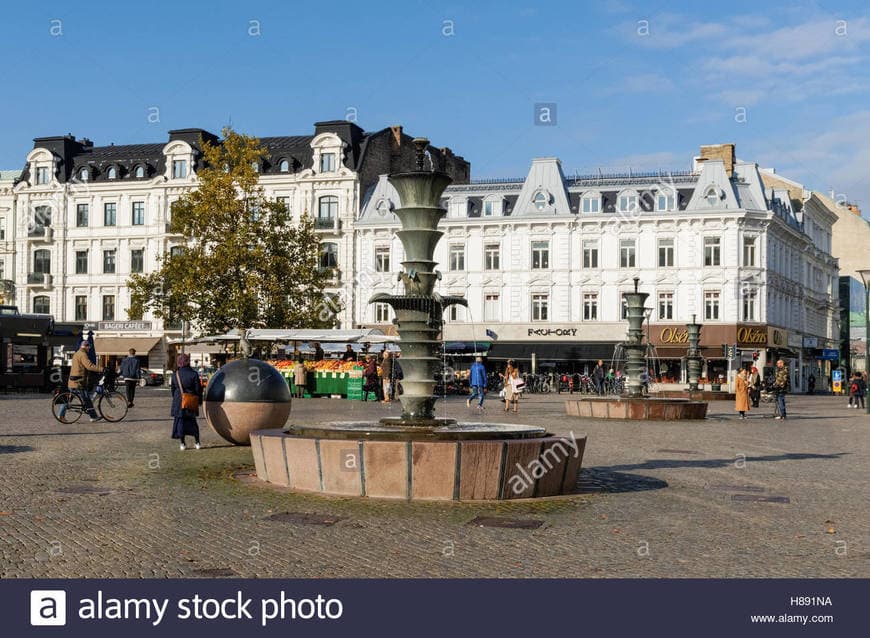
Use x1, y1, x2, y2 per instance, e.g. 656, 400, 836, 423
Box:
52, 392, 83, 424
98, 391, 129, 422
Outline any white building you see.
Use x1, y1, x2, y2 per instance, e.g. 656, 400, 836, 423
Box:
355, 144, 840, 390
6, 123, 468, 370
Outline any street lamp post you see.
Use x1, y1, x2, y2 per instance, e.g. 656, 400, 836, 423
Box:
857, 269, 870, 415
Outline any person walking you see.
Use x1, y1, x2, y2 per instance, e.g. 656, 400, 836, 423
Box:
362, 355, 383, 402
171, 353, 203, 450
859, 373, 868, 409
773, 359, 791, 420
293, 358, 307, 399
119, 348, 141, 408
807, 373, 816, 395
592, 359, 605, 395
467, 356, 487, 411
748, 366, 761, 408
381, 350, 393, 404
501, 360, 523, 413
735, 368, 751, 419
68, 341, 104, 422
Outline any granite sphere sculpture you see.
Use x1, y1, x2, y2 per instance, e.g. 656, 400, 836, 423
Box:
204, 358, 292, 445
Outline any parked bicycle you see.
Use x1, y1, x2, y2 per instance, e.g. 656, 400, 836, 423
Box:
51, 373, 128, 424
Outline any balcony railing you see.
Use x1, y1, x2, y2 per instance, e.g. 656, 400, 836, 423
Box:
27, 226, 53, 241
26, 272, 52, 287
315, 217, 338, 230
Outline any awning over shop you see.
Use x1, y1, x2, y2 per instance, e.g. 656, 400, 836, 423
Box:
488, 342, 619, 362
93, 336, 162, 356
443, 341, 492, 354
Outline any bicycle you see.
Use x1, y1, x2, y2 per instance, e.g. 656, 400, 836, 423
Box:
51, 373, 129, 424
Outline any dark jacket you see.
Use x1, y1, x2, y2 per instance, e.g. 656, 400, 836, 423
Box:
170, 365, 203, 417
120, 355, 141, 380
773, 366, 791, 395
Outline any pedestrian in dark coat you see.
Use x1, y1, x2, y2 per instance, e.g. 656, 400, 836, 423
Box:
120, 348, 141, 407
362, 356, 383, 401
171, 353, 203, 450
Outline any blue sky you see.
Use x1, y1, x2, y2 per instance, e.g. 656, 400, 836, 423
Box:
2, 0, 869, 211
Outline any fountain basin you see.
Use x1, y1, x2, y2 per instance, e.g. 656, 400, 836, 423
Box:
565, 397, 707, 420
250, 423, 586, 501
652, 390, 734, 401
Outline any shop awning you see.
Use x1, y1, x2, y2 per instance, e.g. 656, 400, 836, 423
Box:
488, 342, 619, 362
93, 337, 162, 356
444, 341, 492, 354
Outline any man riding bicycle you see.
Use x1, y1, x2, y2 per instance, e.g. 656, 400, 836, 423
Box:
68, 341, 104, 422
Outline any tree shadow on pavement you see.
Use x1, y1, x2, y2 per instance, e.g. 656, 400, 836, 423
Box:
605, 451, 849, 472
572, 467, 668, 494
0, 445, 33, 454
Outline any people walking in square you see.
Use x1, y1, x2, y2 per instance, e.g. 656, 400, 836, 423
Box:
293, 358, 307, 399
773, 359, 791, 420
170, 353, 203, 450
748, 366, 761, 408
380, 350, 393, 404
467, 356, 487, 411
847, 372, 865, 409
119, 348, 141, 408
592, 359, 605, 395
501, 360, 522, 413
735, 368, 750, 419
68, 341, 104, 422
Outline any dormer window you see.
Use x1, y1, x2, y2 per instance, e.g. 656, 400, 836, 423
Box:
172, 160, 187, 179
79, 168, 89, 182
532, 190, 550, 211
655, 188, 676, 211
134, 165, 145, 178
617, 192, 639, 213
375, 198, 391, 216
278, 159, 290, 173
581, 192, 601, 214
704, 187, 720, 207
483, 201, 494, 216
107, 166, 117, 179
36, 167, 49, 185
320, 153, 336, 173
251, 161, 259, 173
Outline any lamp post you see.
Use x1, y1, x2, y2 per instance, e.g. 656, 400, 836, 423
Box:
857, 269, 870, 414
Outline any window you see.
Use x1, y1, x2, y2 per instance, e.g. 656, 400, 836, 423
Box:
531, 293, 549, 321
104, 203, 116, 226
33, 296, 50, 314
449, 245, 465, 271
36, 167, 49, 184
658, 292, 674, 320
319, 242, 338, 270
658, 238, 674, 267
533, 191, 548, 211
169, 246, 184, 258
250, 161, 259, 173
103, 250, 116, 274
320, 153, 336, 172
743, 236, 757, 267
484, 244, 500, 270
76, 204, 88, 227
447, 304, 465, 322
484, 293, 500, 321
531, 240, 550, 269
742, 290, 757, 321
75, 295, 87, 321
318, 196, 338, 222
0, 218, 4, 240
704, 237, 721, 266
374, 302, 390, 323
581, 194, 600, 214
134, 165, 145, 178
276, 196, 290, 212
249, 204, 260, 222
483, 201, 494, 216
621, 297, 628, 320
102, 295, 115, 321
33, 206, 51, 229
131, 201, 145, 226
618, 193, 638, 213
107, 166, 117, 179
375, 199, 391, 216
172, 160, 187, 179
33, 249, 51, 274
79, 168, 89, 181
375, 247, 390, 272
704, 290, 720, 320
582, 240, 599, 268
279, 159, 290, 173
583, 293, 598, 321
656, 189, 676, 211
131, 249, 144, 274
620, 239, 636, 268
75, 250, 88, 274
704, 187, 719, 206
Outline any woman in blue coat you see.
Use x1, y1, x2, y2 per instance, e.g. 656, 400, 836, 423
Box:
171, 353, 204, 450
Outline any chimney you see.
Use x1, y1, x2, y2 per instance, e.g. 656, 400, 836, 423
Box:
698, 143, 735, 177
390, 125, 403, 146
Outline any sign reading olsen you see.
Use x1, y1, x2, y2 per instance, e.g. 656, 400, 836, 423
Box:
659, 327, 689, 344
736, 326, 767, 346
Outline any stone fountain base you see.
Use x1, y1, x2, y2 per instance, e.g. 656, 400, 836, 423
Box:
250, 422, 586, 501
565, 397, 708, 420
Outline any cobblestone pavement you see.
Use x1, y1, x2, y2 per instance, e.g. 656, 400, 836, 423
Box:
1, 388, 867, 578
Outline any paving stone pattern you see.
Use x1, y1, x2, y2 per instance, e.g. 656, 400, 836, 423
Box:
0, 389, 867, 578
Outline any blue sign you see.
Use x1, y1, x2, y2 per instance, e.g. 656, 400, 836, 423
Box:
832, 369, 844, 382
818, 349, 839, 361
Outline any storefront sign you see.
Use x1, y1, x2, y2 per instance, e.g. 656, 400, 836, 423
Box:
788, 333, 803, 348
527, 328, 578, 337
769, 328, 786, 346
659, 327, 689, 344
736, 326, 767, 346
817, 349, 839, 360
94, 321, 153, 332
803, 336, 818, 349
